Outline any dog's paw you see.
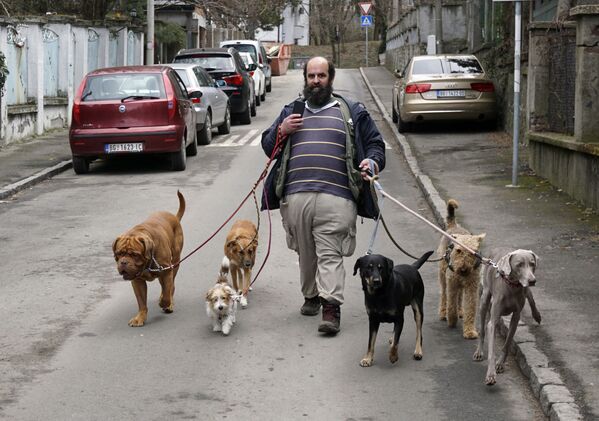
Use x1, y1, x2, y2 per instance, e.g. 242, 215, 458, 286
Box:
360, 357, 373, 367
438, 308, 447, 321
240, 296, 248, 308
222, 326, 231, 336
463, 329, 479, 340
213, 325, 222, 332
413, 352, 423, 361
473, 350, 484, 361
128, 317, 145, 327
532, 309, 542, 324
485, 374, 497, 386
496, 362, 505, 373
447, 318, 458, 328
162, 305, 174, 314
389, 348, 399, 364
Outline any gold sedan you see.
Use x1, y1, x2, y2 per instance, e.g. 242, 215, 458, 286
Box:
391, 54, 497, 132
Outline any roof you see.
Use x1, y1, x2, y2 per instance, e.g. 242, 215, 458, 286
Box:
86, 65, 170, 76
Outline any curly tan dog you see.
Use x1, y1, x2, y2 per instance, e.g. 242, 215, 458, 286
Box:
113, 191, 185, 327
437, 199, 485, 339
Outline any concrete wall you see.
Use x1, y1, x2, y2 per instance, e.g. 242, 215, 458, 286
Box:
0, 17, 144, 147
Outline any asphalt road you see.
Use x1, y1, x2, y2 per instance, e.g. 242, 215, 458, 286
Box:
0, 70, 544, 420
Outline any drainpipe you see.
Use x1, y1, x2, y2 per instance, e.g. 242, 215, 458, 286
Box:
435, 0, 443, 53
146, 0, 154, 64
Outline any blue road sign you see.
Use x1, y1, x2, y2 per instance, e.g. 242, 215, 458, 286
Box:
361, 15, 373, 27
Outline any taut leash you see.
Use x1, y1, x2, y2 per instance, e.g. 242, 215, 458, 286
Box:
365, 173, 499, 270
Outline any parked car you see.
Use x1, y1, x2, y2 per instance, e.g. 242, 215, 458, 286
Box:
173, 47, 255, 124
219, 39, 272, 93
391, 54, 497, 132
238, 51, 266, 106
164, 63, 231, 145
69, 65, 197, 174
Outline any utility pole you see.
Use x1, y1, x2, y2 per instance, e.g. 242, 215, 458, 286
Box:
435, 0, 443, 53
146, 0, 154, 64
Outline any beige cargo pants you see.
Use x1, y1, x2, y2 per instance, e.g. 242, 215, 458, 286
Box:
280, 192, 357, 305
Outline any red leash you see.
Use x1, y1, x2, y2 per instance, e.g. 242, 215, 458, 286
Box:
154, 128, 286, 276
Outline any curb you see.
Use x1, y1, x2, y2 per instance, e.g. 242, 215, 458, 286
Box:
359, 67, 583, 421
0, 160, 72, 201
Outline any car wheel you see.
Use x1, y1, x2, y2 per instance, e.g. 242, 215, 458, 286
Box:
187, 128, 198, 156
218, 106, 231, 135
260, 90, 266, 102
392, 101, 398, 123
72, 156, 89, 174
171, 135, 187, 171
250, 96, 257, 117
266, 79, 272, 93
397, 113, 411, 133
197, 113, 212, 145
238, 97, 252, 125
256, 93, 261, 107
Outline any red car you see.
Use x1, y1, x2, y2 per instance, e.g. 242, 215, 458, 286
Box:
69, 66, 198, 174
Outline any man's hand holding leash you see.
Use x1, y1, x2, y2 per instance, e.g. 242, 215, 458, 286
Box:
359, 159, 379, 180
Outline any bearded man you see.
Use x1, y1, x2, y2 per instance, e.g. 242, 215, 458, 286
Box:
260, 56, 386, 335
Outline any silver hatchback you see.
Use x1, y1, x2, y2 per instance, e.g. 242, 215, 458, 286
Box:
164, 63, 231, 145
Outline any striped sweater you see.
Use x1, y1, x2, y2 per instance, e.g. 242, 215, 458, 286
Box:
284, 104, 353, 201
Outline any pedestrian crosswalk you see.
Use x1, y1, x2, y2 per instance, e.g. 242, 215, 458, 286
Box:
207, 129, 393, 149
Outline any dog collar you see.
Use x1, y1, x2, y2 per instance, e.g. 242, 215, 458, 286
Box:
497, 271, 522, 288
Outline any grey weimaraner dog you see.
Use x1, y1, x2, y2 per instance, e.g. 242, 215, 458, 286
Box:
473, 248, 540, 386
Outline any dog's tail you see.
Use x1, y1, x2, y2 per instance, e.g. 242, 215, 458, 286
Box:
446, 199, 459, 229
176, 190, 186, 221
412, 250, 434, 269
217, 256, 230, 284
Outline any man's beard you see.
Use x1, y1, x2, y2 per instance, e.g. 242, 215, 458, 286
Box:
303, 83, 333, 107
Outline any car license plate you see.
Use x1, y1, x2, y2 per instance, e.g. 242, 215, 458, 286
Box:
437, 90, 465, 98
105, 143, 143, 153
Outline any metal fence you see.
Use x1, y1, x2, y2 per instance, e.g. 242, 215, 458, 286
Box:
547, 31, 576, 135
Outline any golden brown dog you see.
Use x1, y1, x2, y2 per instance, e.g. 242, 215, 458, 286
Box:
224, 219, 258, 308
112, 191, 185, 327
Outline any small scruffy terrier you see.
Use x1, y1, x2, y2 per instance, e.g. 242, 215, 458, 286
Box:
205, 257, 238, 336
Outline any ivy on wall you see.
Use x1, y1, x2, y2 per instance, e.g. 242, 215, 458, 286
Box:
0, 51, 8, 95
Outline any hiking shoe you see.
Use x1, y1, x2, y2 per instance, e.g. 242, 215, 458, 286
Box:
318, 300, 340, 334
300, 296, 321, 316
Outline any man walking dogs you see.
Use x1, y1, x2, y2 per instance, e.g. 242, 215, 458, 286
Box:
261, 56, 386, 335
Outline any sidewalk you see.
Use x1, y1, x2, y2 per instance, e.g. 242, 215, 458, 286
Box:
362, 66, 597, 421
0, 68, 597, 420
0, 128, 71, 200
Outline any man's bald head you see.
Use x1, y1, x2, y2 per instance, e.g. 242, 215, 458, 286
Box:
303, 56, 335, 84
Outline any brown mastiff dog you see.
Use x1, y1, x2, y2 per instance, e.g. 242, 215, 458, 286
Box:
112, 191, 185, 327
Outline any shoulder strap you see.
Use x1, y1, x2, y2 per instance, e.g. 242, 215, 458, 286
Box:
333, 94, 355, 141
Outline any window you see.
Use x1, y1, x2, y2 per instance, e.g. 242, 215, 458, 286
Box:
411, 59, 444, 75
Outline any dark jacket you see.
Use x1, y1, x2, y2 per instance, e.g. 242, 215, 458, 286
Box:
261, 94, 386, 219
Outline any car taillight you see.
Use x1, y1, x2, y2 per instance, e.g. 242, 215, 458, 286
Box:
72, 102, 81, 125
168, 98, 177, 123
405, 84, 432, 94
249, 71, 255, 77
191, 97, 201, 104
471, 82, 494, 92
223, 74, 244, 86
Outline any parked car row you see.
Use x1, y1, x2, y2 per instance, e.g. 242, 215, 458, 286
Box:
69, 39, 273, 174
391, 54, 497, 132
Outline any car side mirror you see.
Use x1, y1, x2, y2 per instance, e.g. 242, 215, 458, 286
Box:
188, 90, 203, 99
394, 69, 404, 78
258, 63, 264, 69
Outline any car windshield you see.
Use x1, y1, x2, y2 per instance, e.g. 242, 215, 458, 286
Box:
174, 55, 235, 72
82, 73, 165, 101
222, 44, 257, 62
411, 57, 483, 76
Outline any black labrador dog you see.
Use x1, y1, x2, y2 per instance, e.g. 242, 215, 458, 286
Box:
353, 251, 433, 367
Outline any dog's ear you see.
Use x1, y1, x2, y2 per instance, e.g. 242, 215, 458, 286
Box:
497, 253, 512, 277
112, 236, 122, 257
226, 240, 238, 253
384, 257, 394, 279
353, 257, 362, 276
138, 235, 154, 261
529, 250, 539, 267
